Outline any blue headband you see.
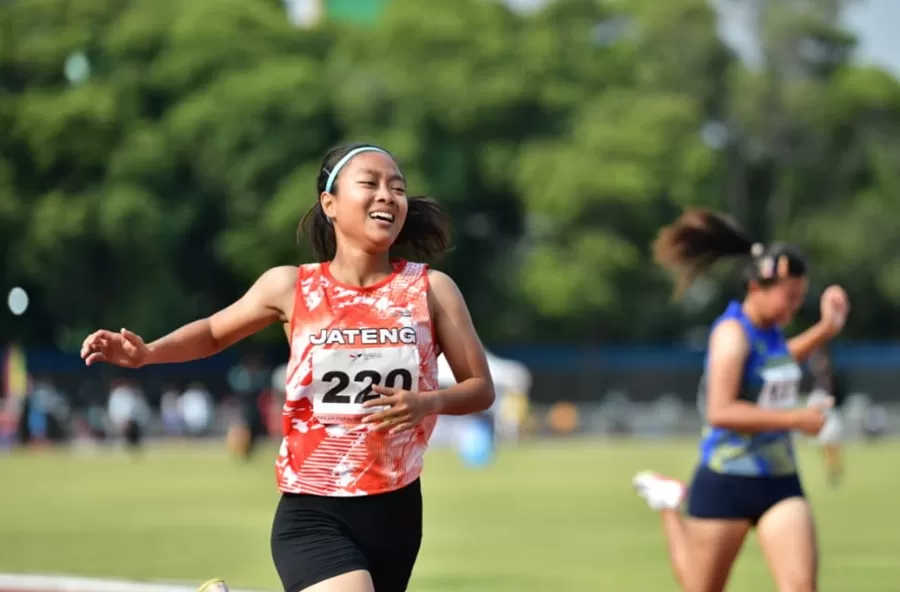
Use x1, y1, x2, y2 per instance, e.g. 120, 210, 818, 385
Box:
324, 146, 389, 194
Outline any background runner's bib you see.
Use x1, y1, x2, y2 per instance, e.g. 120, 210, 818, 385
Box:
756, 363, 801, 409
311, 346, 421, 423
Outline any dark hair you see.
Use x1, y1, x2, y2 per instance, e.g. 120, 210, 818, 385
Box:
298, 142, 451, 262
652, 209, 807, 299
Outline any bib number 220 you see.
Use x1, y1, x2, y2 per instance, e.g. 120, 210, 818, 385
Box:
311, 347, 420, 422
322, 368, 414, 404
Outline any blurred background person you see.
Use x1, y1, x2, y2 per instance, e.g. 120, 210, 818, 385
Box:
20, 376, 70, 447
160, 383, 184, 437
808, 346, 849, 487
106, 379, 151, 453
77, 378, 110, 443
226, 353, 271, 460
863, 403, 889, 442
180, 381, 215, 439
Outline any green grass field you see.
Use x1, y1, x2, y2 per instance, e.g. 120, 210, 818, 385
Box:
0, 439, 897, 592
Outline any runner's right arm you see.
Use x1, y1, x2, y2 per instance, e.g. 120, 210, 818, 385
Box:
81, 266, 295, 367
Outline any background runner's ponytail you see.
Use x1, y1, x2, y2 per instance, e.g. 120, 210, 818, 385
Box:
653, 209, 808, 299
653, 209, 753, 299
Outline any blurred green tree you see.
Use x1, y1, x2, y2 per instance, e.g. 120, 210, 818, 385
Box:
721, 0, 900, 339
0, 0, 898, 349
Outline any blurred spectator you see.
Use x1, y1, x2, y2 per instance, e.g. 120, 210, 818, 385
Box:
809, 347, 848, 487
160, 383, 184, 436
18, 377, 70, 446
84, 404, 109, 441
271, 363, 287, 394
180, 382, 214, 437
267, 363, 288, 434
107, 379, 151, 451
77, 378, 109, 441
863, 404, 888, 441
227, 353, 271, 459
0, 400, 17, 448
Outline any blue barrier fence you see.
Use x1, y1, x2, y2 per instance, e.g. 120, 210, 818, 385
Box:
7, 343, 900, 404
15, 342, 900, 375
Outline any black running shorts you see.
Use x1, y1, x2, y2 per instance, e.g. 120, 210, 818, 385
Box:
270, 479, 422, 592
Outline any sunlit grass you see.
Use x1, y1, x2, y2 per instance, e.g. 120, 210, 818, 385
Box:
1, 439, 897, 591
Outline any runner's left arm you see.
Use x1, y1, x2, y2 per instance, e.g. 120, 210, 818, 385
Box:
423, 270, 495, 415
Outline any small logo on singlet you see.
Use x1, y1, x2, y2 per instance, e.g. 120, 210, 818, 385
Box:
349, 352, 383, 362
309, 326, 418, 346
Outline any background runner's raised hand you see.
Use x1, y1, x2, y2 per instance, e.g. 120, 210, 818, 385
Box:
820, 285, 850, 332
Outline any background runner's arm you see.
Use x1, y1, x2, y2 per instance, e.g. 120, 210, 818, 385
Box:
789, 284, 849, 362
705, 320, 797, 432
423, 270, 495, 415
144, 266, 294, 365
787, 321, 837, 363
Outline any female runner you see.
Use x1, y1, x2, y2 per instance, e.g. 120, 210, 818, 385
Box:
82, 143, 495, 592
632, 209, 849, 592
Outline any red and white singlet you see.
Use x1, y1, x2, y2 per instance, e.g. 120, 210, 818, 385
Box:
275, 259, 440, 496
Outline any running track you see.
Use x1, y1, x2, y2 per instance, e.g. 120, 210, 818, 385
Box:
0, 574, 261, 592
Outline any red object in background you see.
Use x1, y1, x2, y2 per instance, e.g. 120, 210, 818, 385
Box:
0, 403, 16, 442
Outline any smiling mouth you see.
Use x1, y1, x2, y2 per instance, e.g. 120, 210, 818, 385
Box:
369, 212, 395, 223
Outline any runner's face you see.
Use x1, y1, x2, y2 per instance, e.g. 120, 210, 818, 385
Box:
321, 151, 408, 254
753, 276, 807, 327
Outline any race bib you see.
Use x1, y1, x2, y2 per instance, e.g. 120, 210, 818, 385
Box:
311, 347, 420, 424
757, 362, 801, 409
758, 380, 799, 409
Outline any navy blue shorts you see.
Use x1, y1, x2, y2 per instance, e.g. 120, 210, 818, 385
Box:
686, 465, 805, 525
